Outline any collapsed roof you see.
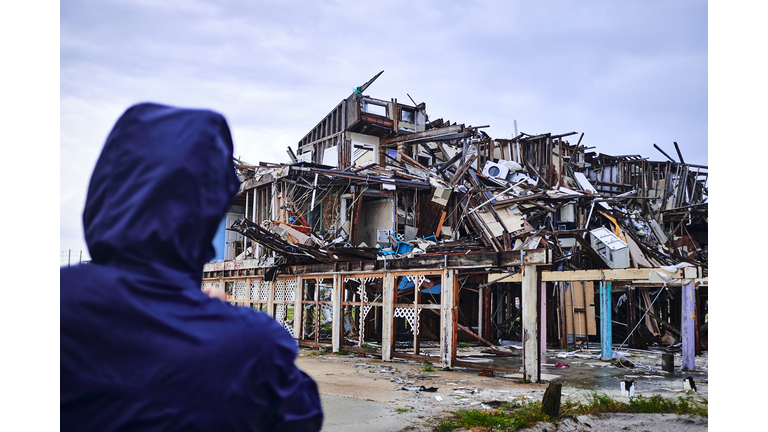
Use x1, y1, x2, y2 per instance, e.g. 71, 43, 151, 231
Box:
228, 72, 707, 276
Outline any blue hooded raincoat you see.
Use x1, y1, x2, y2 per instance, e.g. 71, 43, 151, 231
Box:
60, 103, 323, 431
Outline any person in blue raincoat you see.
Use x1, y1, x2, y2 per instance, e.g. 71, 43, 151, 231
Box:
60, 103, 323, 431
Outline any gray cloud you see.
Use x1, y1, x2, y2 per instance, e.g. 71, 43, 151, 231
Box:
61, 0, 707, 259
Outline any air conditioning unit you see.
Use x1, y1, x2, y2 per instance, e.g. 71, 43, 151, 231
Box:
482, 161, 509, 179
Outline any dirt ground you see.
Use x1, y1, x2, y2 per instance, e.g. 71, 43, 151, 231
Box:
296, 347, 708, 431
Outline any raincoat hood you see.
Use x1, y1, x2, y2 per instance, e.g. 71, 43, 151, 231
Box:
83, 103, 240, 274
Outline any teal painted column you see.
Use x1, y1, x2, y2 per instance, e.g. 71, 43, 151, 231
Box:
600, 281, 612, 360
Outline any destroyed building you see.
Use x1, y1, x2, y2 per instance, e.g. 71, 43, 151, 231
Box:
202, 73, 708, 382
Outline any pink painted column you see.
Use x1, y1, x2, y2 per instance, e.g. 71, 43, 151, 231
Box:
540, 282, 547, 356
682, 283, 696, 371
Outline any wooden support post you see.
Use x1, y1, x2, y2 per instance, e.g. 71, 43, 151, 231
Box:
293, 276, 302, 341
441, 269, 456, 369
267, 280, 275, 318
245, 277, 251, 308
382, 272, 395, 361
694, 286, 702, 355
522, 264, 540, 382
482, 284, 491, 342
414, 279, 421, 355
478, 286, 484, 341
559, 283, 567, 348
332, 274, 343, 353
682, 283, 696, 371
540, 281, 547, 356
600, 281, 612, 360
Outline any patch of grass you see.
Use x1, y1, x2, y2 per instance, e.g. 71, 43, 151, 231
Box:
394, 407, 412, 413
362, 343, 375, 349
515, 378, 532, 384
435, 393, 707, 431
562, 393, 708, 418
437, 401, 546, 431
368, 369, 375, 373
457, 342, 470, 349
305, 350, 324, 357
337, 347, 350, 355
421, 362, 435, 372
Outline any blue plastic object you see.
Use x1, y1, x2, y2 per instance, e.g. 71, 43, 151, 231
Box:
395, 241, 413, 255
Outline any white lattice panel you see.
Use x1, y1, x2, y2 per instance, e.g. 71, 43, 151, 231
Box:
283, 321, 294, 338
201, 282, 220, 290
358, 286, 369, 303
251, 281, 260, 300
405, 274, 426, 290
260, 281, 269, 301
235, 281, 247, 300
285, 279, 296, 301
275, 280, 285, 302
275, 304, 285, 323
394, 307, 422, 335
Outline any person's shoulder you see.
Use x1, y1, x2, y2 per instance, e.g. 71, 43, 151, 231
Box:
60, 263, 108, 292
220, 306, 297, 350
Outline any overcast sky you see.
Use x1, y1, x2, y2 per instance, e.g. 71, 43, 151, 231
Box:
60, 0, 708, 260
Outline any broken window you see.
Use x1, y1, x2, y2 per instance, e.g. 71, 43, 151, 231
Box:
363, 101, 387, 117
400, 108, 415, 123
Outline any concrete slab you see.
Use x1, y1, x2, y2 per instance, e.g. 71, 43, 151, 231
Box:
320, 394, 413, 432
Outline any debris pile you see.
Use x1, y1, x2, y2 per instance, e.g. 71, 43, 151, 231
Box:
212, 72, 707, 359
229, 129, 707, 274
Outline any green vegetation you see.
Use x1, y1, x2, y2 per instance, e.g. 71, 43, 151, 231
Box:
337, 347, 350, 355
436, 393, 707, 431
457, 342, 470, 349
394, 407, 411, 413
437, 401, 546, 431
421, 362, 435, 372
562, 393, 708, 418
304, 350, 324, 357
362, 343, 375, 349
